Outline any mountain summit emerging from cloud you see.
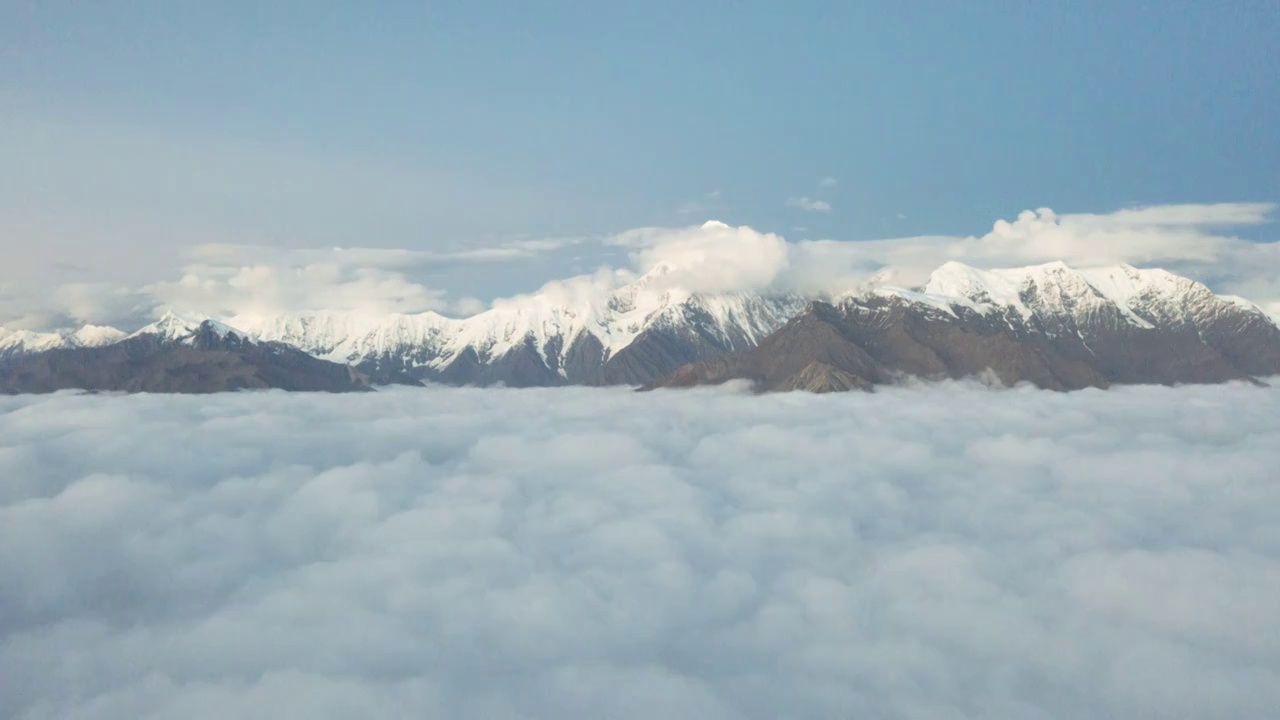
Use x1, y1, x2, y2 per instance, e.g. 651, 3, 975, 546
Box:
3, 202, 1278, 333
6, 257, 1280, 394
4, 202, 1280, 393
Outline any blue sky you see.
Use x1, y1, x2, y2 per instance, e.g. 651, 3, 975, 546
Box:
1, 1, 1278, 325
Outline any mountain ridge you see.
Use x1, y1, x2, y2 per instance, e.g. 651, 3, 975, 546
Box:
0, 318, 379, 394
5, 261, 1279, 392
646, 262, 1280, 392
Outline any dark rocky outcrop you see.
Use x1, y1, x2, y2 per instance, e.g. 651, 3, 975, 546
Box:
0, 322, 379, 394
644, 293, 1280, 393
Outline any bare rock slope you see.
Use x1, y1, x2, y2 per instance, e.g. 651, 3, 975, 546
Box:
645, 262, 1280, 393
1, 315, 377, 394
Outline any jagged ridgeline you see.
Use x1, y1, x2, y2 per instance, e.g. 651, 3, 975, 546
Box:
0, 315, 379, 394
647, 262, 1280, 392
3, 261, 1280, 393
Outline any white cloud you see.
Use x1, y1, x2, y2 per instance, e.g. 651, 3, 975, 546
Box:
1075, 202, 1274, 227
2, 382, 1279, 718
780, 203, 1280, 306
148, 252, 450, 321
432, 237, 590, 263
6, 202, 1280, 330
630, 221, 789, 294
190, 203, 1280, 319
489, 267, 636, 313
595, 203, 1280, 315
0, 236, 592, 329
786, 196, 832, 213
818, 176, 838, 187
473, 220, 789, 312
165, 239, 596, 321
451, 296, 489, 316
189, 239, 586, 268
50, 283, 151, 327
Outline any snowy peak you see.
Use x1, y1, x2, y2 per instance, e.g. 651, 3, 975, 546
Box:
921, 260, 1188, 306
4, 314, 258, 360
921, 261, 1053, 317
6, 260, 1276, 390
648, 264, 1280, 394
129, 311, 254, 345
902, 260, 1271, 331
68, 325, 127, 347
0, 328, 67, 355
229, 270, 807, 386
1, 324, 129, 357
231, 311, 455, 357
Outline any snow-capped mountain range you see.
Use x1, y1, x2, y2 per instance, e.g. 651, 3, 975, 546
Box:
872, 260, 1275, 334
5, 261, 1280, 390
1, 314, 246, 363
651, 260, 1280, 392
223, 263, 809, 386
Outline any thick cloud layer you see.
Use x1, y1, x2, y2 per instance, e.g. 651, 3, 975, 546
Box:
2, 384, 1279, 719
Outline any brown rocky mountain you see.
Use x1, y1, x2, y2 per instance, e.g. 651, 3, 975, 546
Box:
0, 315, 381, 394
645, 262, 1280, 393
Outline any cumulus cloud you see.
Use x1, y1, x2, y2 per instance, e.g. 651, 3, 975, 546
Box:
780, 203, 1280, 305
629, 221, 789, 294
591, 202, 1280, 314
496, 204, 1280, 316
590, 220, 791, 297
786, 196, 832, 213
154, 240, 599, 321
149, 253, 450, 321
488, 266, 637, 313
7, 202, 1280, 330
32, 237, 589, 328
2, 383, 1279, 719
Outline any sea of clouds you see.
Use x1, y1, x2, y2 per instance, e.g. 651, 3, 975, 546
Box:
2, 383, 1279, 719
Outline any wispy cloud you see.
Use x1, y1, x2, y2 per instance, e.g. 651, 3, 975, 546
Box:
780, 203, 1280, 308
601, 202, 1280, 319
6, 202, 1280, 330
677, 190, 725, 216
786, 196, 832, 213
818, 176, 838, 187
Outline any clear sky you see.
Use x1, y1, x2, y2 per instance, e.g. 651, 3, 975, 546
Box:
1, 1, 1278, 325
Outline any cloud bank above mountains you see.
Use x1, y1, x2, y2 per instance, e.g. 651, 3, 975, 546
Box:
2, 382, 1279, 719
2, 202, 1277, 331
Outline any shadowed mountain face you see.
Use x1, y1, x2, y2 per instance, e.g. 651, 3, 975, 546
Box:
646, 264, 1280, 393
0, 321, 378, 394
